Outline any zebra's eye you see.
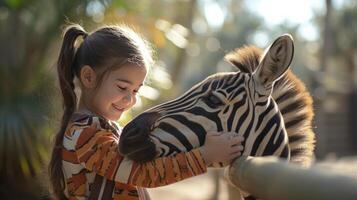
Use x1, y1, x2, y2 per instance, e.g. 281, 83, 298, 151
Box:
204, 94, 225, 108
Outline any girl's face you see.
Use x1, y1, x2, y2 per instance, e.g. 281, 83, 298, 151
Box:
91, 64, 147, 121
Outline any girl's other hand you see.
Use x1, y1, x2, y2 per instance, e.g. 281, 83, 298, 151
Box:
199, 131, 244, 165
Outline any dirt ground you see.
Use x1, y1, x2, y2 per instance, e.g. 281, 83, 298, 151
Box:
148, 168, 232, 200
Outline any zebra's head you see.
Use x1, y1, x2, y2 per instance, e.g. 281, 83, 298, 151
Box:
119, 34, 294, 164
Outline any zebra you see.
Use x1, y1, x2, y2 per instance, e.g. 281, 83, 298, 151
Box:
119, 34, 315, 198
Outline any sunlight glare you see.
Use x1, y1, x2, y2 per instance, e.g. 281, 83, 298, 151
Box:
245, 0, 323, 41
203, 0, 226, 30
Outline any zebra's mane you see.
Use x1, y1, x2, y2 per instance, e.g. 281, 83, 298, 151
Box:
225, 46, 315, 167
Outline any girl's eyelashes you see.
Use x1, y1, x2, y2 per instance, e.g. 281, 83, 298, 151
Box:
116, 84, 140, 94
116, 85, 126, 91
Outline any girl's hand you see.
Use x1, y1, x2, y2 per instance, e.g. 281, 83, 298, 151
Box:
199, 131, 244, 165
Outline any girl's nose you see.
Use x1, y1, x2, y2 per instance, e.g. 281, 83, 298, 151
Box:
122, 92, 133, 105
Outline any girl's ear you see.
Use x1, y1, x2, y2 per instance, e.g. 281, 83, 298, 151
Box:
253, 34, 294, 88
80, 65, 97, 89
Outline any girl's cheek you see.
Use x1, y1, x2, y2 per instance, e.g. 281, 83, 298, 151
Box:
114, 90, 125, 100
130, 96, 137, 108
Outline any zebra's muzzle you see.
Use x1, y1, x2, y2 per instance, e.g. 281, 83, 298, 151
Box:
119, 112, 162, 162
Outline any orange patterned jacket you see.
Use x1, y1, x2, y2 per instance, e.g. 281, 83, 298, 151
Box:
61, 113, 207, 200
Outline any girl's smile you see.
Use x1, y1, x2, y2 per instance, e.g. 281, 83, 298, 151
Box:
112, 103, 125, 113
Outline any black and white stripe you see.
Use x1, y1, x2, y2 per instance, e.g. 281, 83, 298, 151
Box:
147, 72, 290, 167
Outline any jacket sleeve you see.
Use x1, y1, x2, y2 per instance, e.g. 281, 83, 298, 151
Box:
74, 123, 207, 188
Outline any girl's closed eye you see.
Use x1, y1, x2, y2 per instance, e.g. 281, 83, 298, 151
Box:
117, 85, 127, 91
116, 84, 141, 95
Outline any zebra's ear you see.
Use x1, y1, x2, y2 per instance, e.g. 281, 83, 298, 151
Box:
253, 34, 294, 87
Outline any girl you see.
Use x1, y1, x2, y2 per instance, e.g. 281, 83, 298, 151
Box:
49, 24, 244, 200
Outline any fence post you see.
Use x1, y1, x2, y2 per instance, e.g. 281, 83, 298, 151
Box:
225, 156, 357, 200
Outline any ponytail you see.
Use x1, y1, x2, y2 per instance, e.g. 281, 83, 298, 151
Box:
49, 24, 87, 200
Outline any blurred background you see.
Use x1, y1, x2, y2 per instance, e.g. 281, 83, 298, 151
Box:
0, 0, 356, 199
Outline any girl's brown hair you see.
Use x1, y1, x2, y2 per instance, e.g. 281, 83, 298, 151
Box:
48, 24, 152, 199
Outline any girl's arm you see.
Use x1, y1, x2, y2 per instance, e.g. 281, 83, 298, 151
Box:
68, 117, 243, 188
71, 125, 206, 188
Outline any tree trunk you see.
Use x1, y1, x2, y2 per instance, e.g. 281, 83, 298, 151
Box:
170, 0, 196, 85
314, 0, 334, 157
320, 0, 333, 71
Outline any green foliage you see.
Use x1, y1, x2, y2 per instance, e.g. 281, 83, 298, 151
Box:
4, 0, 34, 10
